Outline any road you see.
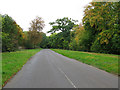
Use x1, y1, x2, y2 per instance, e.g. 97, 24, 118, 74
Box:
4, 49, 118, 88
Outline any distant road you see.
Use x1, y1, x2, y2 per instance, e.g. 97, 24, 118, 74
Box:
4, 49, 118, 88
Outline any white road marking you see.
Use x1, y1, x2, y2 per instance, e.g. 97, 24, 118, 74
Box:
47, 50, 77, 88
57, 67, 77, 88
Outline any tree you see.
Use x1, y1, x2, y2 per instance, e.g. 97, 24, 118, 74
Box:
39, 32, 49, 48
48, 17, 77, 33
2, 14, 24, 52
23, 31, 33, 49
70, 24, 94, 51
48, 33, 58, 48
48, 17, 77, 49
91, 28, 120, 54
16, 24, 24, 46
0, 14, 2, 52
29, 16, 45, 32
82, 1, 120, 54
83, 2, 117, 32
28, 16, 45, 48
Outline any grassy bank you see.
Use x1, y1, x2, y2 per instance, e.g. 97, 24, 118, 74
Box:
52, 49, 119, 75
2, 49, 42, 86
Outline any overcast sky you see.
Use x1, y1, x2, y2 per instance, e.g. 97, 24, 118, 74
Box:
0, 0, 92, 36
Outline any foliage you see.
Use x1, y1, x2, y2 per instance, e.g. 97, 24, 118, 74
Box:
2, 32, 12, 51
69, 24, 95, 51
1, 2, 119, 55
48, 17, 78, 49
39, 32, 49, 48
0, 33, 1, 52
69, 39, 78, 51
48, 33, 60, 48
28, 30, 42, 48
27, 16, 45, 48
81, 2, 120, 54
48, 17, 77, 34
2, 14, 24, 52
29, 16, 45, 32
77, 30, 94, 51
2, 15, 46, 51
83, 2, 118, 32
91, 29, 120, 54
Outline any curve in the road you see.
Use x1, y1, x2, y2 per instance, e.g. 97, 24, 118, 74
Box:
4, 49, 118, 88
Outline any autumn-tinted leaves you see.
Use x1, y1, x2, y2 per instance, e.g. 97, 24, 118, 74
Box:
25, 16, 45, 48
47, 2, 120, 54
2, 15, 25, 52
1, 15, 45, 51
1, 2, 119, 54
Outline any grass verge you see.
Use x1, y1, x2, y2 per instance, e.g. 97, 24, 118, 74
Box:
2, 49, 42, 86
52, 49, 119, 76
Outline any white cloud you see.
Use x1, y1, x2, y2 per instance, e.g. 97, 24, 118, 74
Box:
0, 0, 92, 36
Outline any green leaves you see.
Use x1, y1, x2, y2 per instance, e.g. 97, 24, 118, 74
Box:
83, 2, 118, 32
81, 2, 120, 54
48, 17, 77, 33
47, 17, 78, 49
2, 14, 24, 52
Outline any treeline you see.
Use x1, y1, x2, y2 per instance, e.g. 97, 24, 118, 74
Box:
43, 2, 120, 54
1, 15, 45, 52
1, 2, 120, 55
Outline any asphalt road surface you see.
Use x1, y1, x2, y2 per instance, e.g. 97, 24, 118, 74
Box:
4, 49, 118, 88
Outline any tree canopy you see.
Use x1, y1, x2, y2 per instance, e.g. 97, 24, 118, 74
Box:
48, 17, 78, 34
26, 16, 45, 48
1, 1, 119, 55
2, 14, 24, 52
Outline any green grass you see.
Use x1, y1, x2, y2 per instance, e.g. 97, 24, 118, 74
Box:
2, 49, 42, 86
52, 49, 119, 75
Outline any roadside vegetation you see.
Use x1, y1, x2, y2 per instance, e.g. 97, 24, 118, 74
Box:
2, 49, 42, 86
45, 2, 120, 55
1, 2, 119, 54
1, 0, 119, 87
52, 49, 119, 76
1, 15, 45, 52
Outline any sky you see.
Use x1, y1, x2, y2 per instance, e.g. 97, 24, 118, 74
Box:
0, 0, 92, 36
